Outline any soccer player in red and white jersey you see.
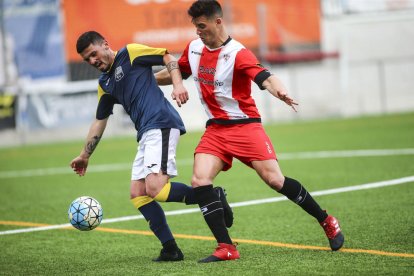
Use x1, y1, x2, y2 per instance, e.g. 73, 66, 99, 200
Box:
156, 0, 344, 263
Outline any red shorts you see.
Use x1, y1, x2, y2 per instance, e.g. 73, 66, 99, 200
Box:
195, 122, 277, 171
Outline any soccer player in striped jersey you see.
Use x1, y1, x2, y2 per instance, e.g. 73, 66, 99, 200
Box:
70, 31, 233, 262
156, 0, 344, 263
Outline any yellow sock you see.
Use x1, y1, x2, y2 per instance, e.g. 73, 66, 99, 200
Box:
130, 195, 153, 209
154, 182, 172, 202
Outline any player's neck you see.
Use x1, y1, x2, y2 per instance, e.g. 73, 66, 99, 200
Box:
210, 32, 230, 49
109, 50, 116, 62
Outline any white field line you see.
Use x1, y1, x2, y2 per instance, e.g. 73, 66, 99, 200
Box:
1, 148, 414, 179
1, 175, 413, 236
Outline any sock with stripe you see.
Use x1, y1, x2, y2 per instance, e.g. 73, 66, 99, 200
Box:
131, 196, 175, 245
194, 185, 232, 244
154, 181, 196, 205
278, 177, 328, 223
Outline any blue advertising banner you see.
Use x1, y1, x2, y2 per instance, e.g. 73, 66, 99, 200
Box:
18, 91, 97, 130
3, 0, 66, 80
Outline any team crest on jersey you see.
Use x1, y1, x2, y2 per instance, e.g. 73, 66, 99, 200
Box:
223, 54, 230, 62
115, 66, 124, 81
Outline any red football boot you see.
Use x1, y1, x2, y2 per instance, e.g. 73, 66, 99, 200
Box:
320, 215, 344, 251
198, 243, 240, 263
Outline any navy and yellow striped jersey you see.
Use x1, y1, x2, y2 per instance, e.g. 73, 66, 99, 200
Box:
96, 44, 186, 141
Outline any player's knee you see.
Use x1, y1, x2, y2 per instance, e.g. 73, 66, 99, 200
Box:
191, 175, 207, 187
145, 181, 166, 198
145, 173, 168, 198
130, 180, 146, 199
130, 188, 147, 199
191, 179, 200, 188
145, 186, 162, 198
130, 186, 144, 199
267, 175, 285, 191
130, 191, 139, 199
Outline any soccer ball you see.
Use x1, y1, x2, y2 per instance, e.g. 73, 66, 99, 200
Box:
68, 196, 103, 231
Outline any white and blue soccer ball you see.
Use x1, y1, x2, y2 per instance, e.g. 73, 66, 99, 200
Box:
68, 196, 103, 231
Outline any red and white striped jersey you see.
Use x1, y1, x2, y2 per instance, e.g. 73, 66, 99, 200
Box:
178, 38, 270, 121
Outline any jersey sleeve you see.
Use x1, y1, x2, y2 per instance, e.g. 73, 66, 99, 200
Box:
235, 48, 271, 90
96, 84, 116, 120
178, 43, 192, 79
127, 44, 166, 67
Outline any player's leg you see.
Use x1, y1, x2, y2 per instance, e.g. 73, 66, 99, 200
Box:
130, 132, 183, 261
252, 159, 328, 220
146, 174, 196, 204
130, 179, 183, 261
141, 128, 196, 204
232, 123, 344, 251
252, 159, 344, 251
141, 128, 233, 226
148, 174, 232, 227
192, 153, 239, 262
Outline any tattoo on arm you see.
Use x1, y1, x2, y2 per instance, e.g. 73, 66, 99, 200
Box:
85, 135, 101, 156
166, 61, 179, 73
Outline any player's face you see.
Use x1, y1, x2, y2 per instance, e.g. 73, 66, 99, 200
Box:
192, 15, 221, 48
80, 41, 113, 72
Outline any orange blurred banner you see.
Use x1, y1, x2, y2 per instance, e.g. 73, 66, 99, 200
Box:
63, 0, 320, 62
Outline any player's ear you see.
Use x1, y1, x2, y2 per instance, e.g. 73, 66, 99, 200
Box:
103, 40, 109, 49
216, 17, 222, 25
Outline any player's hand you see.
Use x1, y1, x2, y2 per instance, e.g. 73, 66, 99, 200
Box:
171, 84, 189, 107
70, 156, 88, 176
278, 92, 298, 112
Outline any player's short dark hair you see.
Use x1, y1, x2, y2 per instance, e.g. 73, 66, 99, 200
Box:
76, 31, 105, 54
188, 0, 223, 20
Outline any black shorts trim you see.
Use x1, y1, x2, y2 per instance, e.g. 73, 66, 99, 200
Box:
160, 128, 171, 174
205, 118, 261, 127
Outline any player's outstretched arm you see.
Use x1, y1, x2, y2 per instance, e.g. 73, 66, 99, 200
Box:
262, 75, 298, 112
163, 53, 189, 107
70, 118, 108, 176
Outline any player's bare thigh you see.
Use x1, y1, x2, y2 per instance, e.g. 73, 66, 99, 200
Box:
252, 159, 285, 191
130, 179, 146, 198
192, 153, 225, 187
145, 172, 170, 198
130, 173, 170, 199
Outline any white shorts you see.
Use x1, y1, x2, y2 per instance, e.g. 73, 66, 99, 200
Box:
131, 128, 180, 180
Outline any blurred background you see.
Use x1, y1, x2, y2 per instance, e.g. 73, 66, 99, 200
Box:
1, 0, 414, 147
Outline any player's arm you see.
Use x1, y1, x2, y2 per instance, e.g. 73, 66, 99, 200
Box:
162, 53, 189, 107
155, 68, 173, 85
262, 75, 298, 112
70, 118, 108, 176
237, 48, 298, 112
156, 42, 191, 86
